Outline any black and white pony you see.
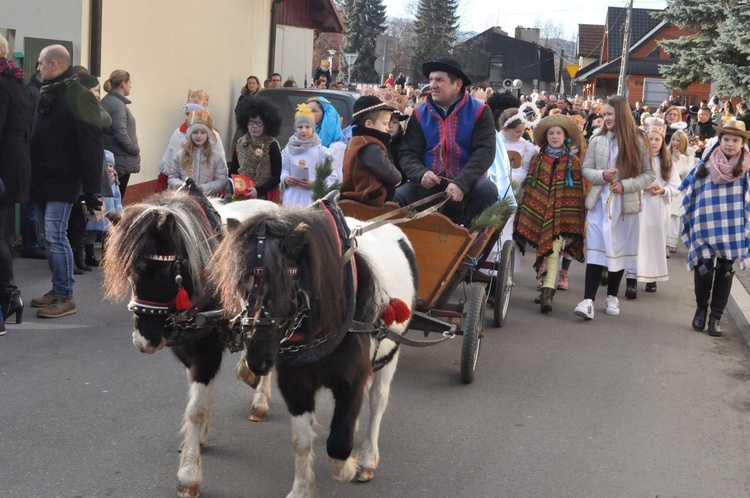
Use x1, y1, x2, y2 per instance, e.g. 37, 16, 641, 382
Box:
102, 187, 278, 498
211, 198, 418, 497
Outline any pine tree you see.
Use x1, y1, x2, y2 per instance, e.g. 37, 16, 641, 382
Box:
657, 0, 750, 99
341, 0, 387, 83
411, 0, 460, 83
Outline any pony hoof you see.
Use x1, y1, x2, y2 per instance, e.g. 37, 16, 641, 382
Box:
356, 467, 376, 482
176, 484, 200, 498
249, 408, 267, 422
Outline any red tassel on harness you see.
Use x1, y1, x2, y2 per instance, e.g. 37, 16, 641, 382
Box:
175, 287, 193, 311
390, 298, 411, 323
380, 298, 411, 327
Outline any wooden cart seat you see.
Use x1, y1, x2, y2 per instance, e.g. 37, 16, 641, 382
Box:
339, 200, 478, 308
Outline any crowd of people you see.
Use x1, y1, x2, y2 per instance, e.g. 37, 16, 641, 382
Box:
2, 35, 749, 339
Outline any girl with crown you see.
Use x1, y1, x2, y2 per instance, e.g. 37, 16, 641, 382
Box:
280, 104, 334, 207
623, 118, 681, 297
167, 109, 228, 196
513, 114, 587, 313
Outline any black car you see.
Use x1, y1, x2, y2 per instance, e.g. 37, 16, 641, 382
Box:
254, 88, 357, 147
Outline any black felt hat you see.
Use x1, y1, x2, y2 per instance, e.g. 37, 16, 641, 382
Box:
421, 57, 471, 88
352, 95, 397, 119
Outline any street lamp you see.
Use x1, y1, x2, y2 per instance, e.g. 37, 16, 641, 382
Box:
512, 79, 523, 99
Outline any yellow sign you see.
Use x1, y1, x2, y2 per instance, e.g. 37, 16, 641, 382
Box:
566, 65, 580, 79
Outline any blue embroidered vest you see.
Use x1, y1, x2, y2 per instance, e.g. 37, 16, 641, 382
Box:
414, 92, 487, 178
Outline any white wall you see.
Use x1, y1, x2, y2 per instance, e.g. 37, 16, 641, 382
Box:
275, 25, 314, 87
0, 0, 84, 63
100, 0, 271, 187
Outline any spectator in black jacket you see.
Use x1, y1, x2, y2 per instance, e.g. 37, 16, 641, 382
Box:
29, 44, 103, 319
0, 34, 32, 331
736, 102, 750, 130
20, 71, 46, 260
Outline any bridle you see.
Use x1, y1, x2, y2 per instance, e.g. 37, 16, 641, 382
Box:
127, 253, 221, 347
234, 221, 312, 351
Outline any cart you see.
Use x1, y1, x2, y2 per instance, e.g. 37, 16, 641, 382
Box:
339, 200, 515, 384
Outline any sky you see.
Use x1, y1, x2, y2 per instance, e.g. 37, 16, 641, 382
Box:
383, 0, 668, 39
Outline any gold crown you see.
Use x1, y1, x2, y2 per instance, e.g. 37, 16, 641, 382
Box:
374, 86, 408, 113
294, 103, 315, 122
186, 109, 213, 130
186, 89, 209, 107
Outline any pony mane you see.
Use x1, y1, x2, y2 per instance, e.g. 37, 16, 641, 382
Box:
211, 207, 347, 332
103, 191, 220, 301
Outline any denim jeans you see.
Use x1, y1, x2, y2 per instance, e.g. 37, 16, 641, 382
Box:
36, 201, 75, 299
20, 201, 43, 251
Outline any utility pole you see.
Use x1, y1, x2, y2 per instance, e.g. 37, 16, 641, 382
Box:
617, 0, 634, 96
557, 49, 565, 94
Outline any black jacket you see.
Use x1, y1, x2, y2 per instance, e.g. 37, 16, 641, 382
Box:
30, 68, 103, 203
689, 120, 717, 142
0, 70, 32, 204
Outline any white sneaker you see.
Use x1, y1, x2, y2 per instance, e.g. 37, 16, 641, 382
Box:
574, 299, 594, 320
605, 295, 620, 316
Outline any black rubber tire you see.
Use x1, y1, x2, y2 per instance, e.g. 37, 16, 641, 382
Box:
461, 286, 486, 384
493, 239, 514, 327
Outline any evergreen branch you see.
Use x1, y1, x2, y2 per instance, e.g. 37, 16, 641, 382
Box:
311, 155, 341, 201
468, 196, 515, 233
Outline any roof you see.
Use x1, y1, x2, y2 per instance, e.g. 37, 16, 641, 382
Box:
606, 7, 662, 62
275, 0, 344, 33
575, 58, 675, 81
578, 24, 605, 59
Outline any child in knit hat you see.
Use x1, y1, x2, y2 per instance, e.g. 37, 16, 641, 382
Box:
84, 150, 123, 266
340, 95, 403, 206
167, 109, 229, 195
280, 103, 334, 207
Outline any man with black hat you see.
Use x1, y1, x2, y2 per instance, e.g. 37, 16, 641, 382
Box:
395, 57, 497, 226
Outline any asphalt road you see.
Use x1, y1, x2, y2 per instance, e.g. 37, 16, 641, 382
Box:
2, 248, 750, 498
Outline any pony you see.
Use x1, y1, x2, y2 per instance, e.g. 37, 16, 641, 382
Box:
102, 186, 278, 498
210, 199, 418, 497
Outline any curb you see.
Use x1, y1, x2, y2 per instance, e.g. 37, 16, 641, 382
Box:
728, 281, 750, 347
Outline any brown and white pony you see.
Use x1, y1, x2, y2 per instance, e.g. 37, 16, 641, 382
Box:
102, 188, 278, 498
211, 200, 418, 497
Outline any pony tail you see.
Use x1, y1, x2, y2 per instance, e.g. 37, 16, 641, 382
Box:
103, 79, 112, 93
697, 140, 722, 179
733, 148, 746, 178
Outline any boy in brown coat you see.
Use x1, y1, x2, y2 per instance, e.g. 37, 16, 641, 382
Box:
341, 96, 403, 206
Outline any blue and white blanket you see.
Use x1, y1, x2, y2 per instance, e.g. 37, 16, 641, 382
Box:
679, 161, 750, 271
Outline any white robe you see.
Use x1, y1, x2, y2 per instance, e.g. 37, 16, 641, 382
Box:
585, 140, 640, 272
279, 144, 333, 208
500, 132, 538, 273
667, 151, 695, 249
635, 156, 681, 282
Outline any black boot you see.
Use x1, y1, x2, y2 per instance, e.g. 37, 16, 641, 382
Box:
625, 278, 637, 300
0, 289, 24, 325
692, 263, 714, 331
708, 260, 734, 337
84, 243, 99, 267
74, 245, 91, 272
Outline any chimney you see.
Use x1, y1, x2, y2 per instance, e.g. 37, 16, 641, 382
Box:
515, 26, 540, 44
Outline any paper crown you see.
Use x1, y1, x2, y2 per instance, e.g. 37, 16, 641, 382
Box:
294, 103, 315, 123
362, 85, 408, 114
643, 116, 666, 136
186, 108, 213, 130
186, 89, 209, 108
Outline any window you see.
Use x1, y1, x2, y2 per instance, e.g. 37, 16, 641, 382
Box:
489, 53, 504, 87
643, 78, 671, 108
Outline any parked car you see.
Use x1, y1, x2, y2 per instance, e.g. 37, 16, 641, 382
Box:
254, 88, 357, 148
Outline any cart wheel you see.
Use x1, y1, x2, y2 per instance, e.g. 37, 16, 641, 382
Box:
461, 286, 486, 384
493, 239, 514, 327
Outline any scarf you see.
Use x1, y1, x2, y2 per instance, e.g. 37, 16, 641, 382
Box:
37, 69, 79, 114
313, 97, 344, 147
286, 133, 321, 156
709, 147, 750, 185
545, 145, 566, 159
0, 58, 24, 82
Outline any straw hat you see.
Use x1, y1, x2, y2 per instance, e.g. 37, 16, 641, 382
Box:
533, 114, 583, 148
713, 118, 750, 138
